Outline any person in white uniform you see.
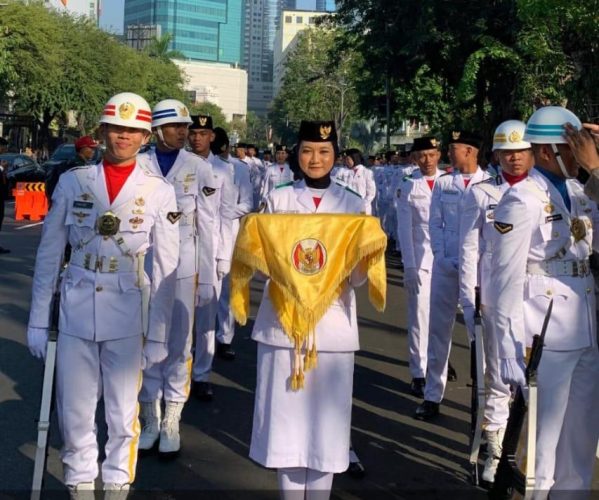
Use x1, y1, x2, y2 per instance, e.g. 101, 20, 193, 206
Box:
334, 148, 377, 215
27, 92, 179, 495
186, 115, 235, 401
259, 144, 294, 202
249, 121, 366, 500
458, 120, 534, 483
136, 103, 223, 454
415, 131, 491, 420
213, 127, 254, 360
492, 107, 599, 494
235, 142, 262, 210
396, 136, 444, 397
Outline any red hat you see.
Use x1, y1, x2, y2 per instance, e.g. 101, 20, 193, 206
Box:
75, 136, 98, 151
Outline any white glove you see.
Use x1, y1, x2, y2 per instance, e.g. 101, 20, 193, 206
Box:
500, 357, 527, 388
437, 257, 458, 275
403, 267, 421, 295
142, 340, 168, 368
462, 305, 475, 341
196, 284, 215, 307
216, 259, 231, 280
27, 327, 49, 360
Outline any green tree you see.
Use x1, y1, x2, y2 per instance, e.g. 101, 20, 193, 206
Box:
270, 26, 360, 147
145, 33, 185, 61
189, 102, 228, 130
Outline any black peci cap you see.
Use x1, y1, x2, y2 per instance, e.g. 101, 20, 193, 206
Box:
189, 115, 213, 130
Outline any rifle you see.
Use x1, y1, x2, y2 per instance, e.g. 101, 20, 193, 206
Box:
469, 286, 486, 485
489, 299, 553, 500
31, 286, 60, 500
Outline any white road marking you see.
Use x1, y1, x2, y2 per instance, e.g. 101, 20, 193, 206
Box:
15, 221, 44, 230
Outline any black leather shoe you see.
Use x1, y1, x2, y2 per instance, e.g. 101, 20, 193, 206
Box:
447, 362, 458, 382
414, 400, 440, 421
0, 246, 10, 254
346, 460, 366, 479
410, 377, 425, 398
193, 381, 214, 402
216, 342, 236, 361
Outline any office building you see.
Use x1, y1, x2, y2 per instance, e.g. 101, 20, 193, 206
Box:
123, 0, 243, 65
273, 9, 328, 96
173, 60, 248, 122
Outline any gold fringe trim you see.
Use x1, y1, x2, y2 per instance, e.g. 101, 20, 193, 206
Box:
230, 221, 387, 391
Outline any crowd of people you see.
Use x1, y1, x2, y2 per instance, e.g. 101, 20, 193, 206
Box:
20, 90, 599, 499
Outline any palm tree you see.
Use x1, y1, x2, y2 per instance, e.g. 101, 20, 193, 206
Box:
145, 33, 185, 61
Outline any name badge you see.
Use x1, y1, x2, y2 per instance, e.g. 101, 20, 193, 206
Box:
546, 214, 563, 223
73, 201, 94, 209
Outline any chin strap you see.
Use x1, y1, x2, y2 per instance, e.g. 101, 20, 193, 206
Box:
156, 127, 177, 151
551, 143, 574, 179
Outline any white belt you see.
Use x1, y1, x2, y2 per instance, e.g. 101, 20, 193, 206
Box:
526, 259, 590, 278
70, 251, 138, 273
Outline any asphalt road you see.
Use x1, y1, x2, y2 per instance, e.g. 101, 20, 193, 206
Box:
0, 203, 597, 499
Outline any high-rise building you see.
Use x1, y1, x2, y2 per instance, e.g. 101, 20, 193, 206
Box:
273, 9, 328, 97
123, 0, 243, 65
315, 0, 326, 11
44, 0, 100, 22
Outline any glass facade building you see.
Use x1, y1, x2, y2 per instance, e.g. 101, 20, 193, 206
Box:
124, 0, 243, 65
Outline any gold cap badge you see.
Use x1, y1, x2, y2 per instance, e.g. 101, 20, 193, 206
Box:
119, 102, 135, 120
430, 138, 438, 147
179, 106, 189, 117
199, 116, 208, 126
319, 125, 332, 140
508, 130, 522, 143
452, 131, 461, 140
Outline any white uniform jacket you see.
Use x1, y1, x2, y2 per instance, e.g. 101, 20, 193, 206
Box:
491, 167, 599, 358
459, 171, 511, 309
139, 149, 230, 284
251, 180, 364, 352
230, 156, 254, 220
28, 163, 179, 343
334, 164, 376, 214
429, 167, 490, 264
397, 169, 444, 271
259, 163, 293, 201
206, 151, 236, 266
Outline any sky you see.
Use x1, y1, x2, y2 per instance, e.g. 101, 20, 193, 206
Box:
99, 0, 332, 35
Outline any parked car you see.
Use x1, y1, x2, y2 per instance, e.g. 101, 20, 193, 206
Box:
42, 143, 103, 173
0, 153, 46, 194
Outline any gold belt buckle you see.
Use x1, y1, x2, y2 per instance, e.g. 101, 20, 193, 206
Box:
109, 257, 118, 273
95, 256, 104, 272
84, 253, 92, 270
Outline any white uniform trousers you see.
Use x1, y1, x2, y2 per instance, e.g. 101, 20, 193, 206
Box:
481, 306, 510, 431
423, 264, 458, 403
535, 347, 599, 493
193, 280, 223, 382
140, 276, 195, 403
56, 333, 142, 486
407, 269, 432, 378
216, 272, 235, 345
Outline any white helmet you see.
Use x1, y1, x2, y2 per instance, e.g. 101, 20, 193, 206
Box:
492, 120, 531, 151
151, 99, 192, 128
523, 106, 582, 144
100, 92, 152, 132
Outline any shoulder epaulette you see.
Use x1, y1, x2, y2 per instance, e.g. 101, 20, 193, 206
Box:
473, 176, 495, 187
439, 172, 452, 178
344, 186, 362, 197
69, 165, 91, 172
275, 181, 294, 189
402, 174, 413, 182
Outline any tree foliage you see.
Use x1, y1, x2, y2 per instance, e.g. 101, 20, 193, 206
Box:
0, 1, 186, 146
270, 26, 360, 147
330, 0, 598, 150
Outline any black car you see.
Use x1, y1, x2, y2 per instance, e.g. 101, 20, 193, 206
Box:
0, 153, 46, 194
42, 143, 103, 173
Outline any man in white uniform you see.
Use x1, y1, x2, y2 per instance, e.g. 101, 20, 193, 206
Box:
397, 137, 443, 397
415, 131, 490, 420
492, 107, 599, 494
458, 120, 534, 483
136, 103, 224, 454
27, 92, 179, 495
214, 127, 254, 361
235, 143, 261, 210
259, 144, 293, 201
184, 115, 235, 400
